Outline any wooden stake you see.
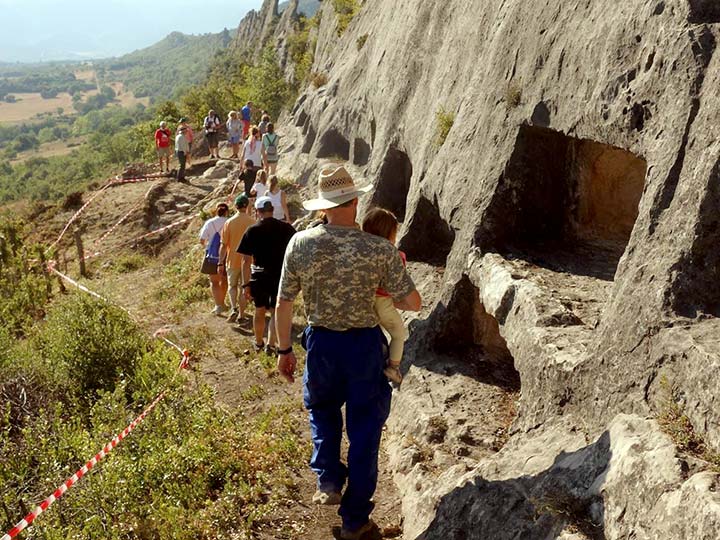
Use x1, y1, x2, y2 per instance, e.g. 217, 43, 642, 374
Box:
73, 228, 86, 278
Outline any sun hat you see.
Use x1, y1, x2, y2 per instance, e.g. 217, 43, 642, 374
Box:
255, 195, 274, 211
302, 166, 372, 211
234, 194, 249, 208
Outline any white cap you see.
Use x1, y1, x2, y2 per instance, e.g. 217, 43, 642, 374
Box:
255, 195, 273, 210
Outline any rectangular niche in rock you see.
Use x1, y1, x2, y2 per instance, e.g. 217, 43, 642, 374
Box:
477, 125, 647, 280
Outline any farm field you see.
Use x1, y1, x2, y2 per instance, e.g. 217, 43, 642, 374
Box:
0, 70, 149, 124
0, 92, 87, 123
9, 136, 86, 164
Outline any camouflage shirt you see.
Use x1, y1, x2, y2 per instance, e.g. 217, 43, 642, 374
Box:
278, 224, 416, 331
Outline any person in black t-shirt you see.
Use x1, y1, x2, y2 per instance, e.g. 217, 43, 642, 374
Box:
235, 159, 259, 214
238, 196, 296, 354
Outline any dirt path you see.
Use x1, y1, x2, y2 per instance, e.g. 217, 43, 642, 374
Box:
68, 165, 405, 539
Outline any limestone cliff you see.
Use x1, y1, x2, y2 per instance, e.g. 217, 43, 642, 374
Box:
277, 0, 720, 538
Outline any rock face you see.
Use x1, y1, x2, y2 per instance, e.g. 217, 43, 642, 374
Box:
274, 0, 720, 537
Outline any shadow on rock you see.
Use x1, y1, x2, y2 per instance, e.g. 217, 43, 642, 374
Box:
416, 432, 610, 540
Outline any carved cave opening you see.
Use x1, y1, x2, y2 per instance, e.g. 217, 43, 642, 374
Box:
688, 0, 720, 23
478, 125, 647, 281
316, 129, 350, 160
371, 147, 412, 222
399, 195, 455, 266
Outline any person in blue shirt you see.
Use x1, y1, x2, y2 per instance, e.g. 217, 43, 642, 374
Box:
241, 101, 253, 140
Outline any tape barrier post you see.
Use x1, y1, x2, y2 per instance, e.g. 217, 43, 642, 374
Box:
1, 386, 174, 540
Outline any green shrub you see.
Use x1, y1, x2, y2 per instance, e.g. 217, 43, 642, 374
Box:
0, 221, 53, 337
109, 252, 150, 274
333, 0, 360, 36
435, 106, 455, 147
33, 294, 148, 399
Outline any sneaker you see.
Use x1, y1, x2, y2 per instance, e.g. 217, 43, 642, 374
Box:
226, 308, 239, 323
312, 489, 341, 506
339, 520, 376, 540
384, 366, 403, 385
211, 305, 228, 316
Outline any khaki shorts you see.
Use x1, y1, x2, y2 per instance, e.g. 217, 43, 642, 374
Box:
157, 146, 171, 158
227, 267, 243, 288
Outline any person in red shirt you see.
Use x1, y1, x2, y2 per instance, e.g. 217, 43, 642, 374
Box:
154, 121, 172, 173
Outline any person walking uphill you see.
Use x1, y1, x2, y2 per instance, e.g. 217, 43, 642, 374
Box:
203, 109, 222, 159
220, 195, 255, 323
238, 196, 296, 354
275, 166, 421, 540
199, 202, 230, 315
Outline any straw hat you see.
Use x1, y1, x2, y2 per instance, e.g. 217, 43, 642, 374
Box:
302, 166, 372, 211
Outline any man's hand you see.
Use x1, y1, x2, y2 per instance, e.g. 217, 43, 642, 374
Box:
243, 286, 252, 301
217, 264, 226, 277
277, 352, 297, 383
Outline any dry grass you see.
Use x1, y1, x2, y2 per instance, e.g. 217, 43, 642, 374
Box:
657, 376, 720, 472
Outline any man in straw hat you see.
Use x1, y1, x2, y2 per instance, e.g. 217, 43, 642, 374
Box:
275, 165, 421, 539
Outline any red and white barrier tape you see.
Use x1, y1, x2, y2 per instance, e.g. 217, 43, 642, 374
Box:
1, 388, 171, 540
47, 264, 108, 302
46, 183, 112, 255
118, 214, 196, 246
4, 265, 194, 540
109, 173, 169, 187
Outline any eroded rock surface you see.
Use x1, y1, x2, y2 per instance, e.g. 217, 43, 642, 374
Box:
268, 0, 720, 537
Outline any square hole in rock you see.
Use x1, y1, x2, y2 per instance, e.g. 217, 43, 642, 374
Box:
477, 125, 647, 281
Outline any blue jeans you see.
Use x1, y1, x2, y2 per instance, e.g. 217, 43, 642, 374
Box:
302, 326, 391, 531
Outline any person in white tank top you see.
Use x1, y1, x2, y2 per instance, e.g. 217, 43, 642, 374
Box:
266, 175, 290, 221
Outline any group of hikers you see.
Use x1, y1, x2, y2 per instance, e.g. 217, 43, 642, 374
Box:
153, 101, 280, 182
198, 164, 422, 540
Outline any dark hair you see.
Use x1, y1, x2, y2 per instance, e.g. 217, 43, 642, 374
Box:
267, 122, 274, 134
216, 203, 229, 217
262, 114, 270, 122
362, 208, 398, 240
244, 159, 254, 168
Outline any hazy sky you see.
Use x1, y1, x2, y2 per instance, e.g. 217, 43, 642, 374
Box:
0, 0, 264, 62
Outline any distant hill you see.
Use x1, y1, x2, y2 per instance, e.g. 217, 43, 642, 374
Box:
279, 0, 321, 17
100, 30, 235, 101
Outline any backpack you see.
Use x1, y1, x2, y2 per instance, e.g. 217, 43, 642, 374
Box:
204, 228, 222, 264
264, 134, 278, 160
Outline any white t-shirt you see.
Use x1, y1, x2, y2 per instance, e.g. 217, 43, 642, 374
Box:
251, 182, 268, 198
266, 189, 285, 220
199, 216, 228, 243
243, 139, 262, 166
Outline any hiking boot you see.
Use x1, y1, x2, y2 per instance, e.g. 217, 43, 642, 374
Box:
339, 520, 376, 540
312, 489, 341, 506
226, 308, 239, 323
